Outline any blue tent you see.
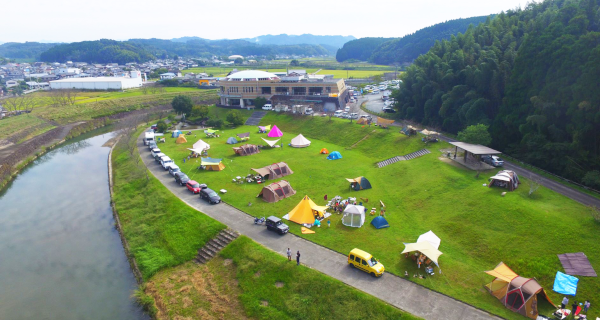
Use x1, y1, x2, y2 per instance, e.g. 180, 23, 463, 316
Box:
553, 271, 578, 295
171, 130, 182, 138
226, 137, 238, 144
371, 216, 389, 229
327, 151, 342, 160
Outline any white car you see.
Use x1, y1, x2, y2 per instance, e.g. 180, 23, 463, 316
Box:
344, 106, 351, 112
342, 111, 349, 118
160, 156, 174, 170
150, 148, 161, 158
334, 110, 343, 117
305, 107, 314, 115
349, 112, 359, 119
262, 104, 272, 110
372, 89, 379, 94
168, 164, 181, 176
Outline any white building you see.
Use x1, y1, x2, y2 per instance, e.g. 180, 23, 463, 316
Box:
55, 67, 81, 75
49, 71, 143, 90
160, 72, 176, 80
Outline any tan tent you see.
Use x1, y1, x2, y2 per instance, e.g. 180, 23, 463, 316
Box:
175, 135, 187, 144
290, 134, 311, 148
251, 162, 293, 180
489, 170, 520, 191
233, 144, 260, 156
257, 180, 296, 203
201, 157, 225, 171
357, 118, 368, 125
377, 117, 395, 128
283, 195, 328, 224
485, 262, 555, 320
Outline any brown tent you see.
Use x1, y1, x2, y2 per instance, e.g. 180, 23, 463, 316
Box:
252, 162, 293, 180
357, 118, 368, 125
233, 144, 260, 156
257, 180, 296, 202
377, 117, 395, 128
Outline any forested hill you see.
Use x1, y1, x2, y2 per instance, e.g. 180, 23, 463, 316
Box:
335, 38, 394, 62
40, 39, 155, 64
0, 42, 58, 60
395, 0, 600, 187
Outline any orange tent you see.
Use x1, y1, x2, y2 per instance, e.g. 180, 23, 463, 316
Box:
283, 195, 327, 224
320, 148, 329, 154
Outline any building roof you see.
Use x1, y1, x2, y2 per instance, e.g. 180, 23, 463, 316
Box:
449, 141, 501, 155
225, 70, 279, 81
49, 77, 135, 83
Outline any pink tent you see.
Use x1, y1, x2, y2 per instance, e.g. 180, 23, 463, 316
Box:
267, 125, 283, 138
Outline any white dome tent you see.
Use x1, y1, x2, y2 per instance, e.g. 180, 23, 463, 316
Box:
290, 134, 311, 148
342, 205, 366, 228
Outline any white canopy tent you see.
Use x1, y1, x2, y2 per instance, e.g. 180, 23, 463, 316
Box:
290, 134, 311, 148
417, 230, 441, 250
192, 139, 210, 152
401, 241, 443, 268
342, 205, 365, 228
261, 137, 280, 147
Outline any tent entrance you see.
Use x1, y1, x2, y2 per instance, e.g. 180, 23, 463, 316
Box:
506, 289, 525, 310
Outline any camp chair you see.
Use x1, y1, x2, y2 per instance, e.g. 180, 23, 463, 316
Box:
425, 259, 432, 265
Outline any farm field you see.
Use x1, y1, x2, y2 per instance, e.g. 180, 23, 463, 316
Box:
183, 67, 389, 78
156, 110, 600, 319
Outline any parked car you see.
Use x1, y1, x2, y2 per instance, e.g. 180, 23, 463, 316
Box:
360, 115, 372, 121
305, 107, 314, 115
160, 156, 174, 170
262, 104, 273, 110
168, 164, 181, 176
175, 172, 190, 186
150, 124, 158, 131
154, 153, 166, 163
186, 180, 203, 194
200, 188, 221, 204
148, 141, 157, 150
334, 110, 343, 117
382, 107, 396, 113
349, 112, 359, 120
344, 106, 351, 112
265, 216, 289, 235
348, 248, 384, 277
482, 155, 504, 167
150, 148, 161, 158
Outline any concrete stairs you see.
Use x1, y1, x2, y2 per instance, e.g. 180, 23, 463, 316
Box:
377, 149, 431, 168
194, 229, 239, 264
245, 111, 267, 126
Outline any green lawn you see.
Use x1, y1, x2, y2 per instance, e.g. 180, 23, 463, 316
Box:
156, 110, 600, 319
183, 67, 388, 78
0, 114, 49, 140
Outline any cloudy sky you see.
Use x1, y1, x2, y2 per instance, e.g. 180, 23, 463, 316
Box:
1, 0, 529, 43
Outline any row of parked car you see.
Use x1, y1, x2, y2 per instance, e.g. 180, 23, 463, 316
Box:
146, 136, 221, 204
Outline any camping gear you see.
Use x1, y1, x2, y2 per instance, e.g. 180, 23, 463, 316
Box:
175, 135, 187, 144
485, 262, 556, 320
233, 144, 260, 156
327, 151, 342, 160
226, 137, 238, 144
558, 252, 597, 277
421, 129, 439, 143
283, 195, 328, 225
301, 227, 315, 234
345, 176, 372, 191
342, 205, 366, 227
237, 132, 250, 142
171, 130, 182, 138
417, 230, 441, 250
488, 170, 520, 191
377, 117, 395, 128
200, 157, 225, 171
267, 125, 283, 138
254, 217, 266, 225
400, 125, 417, 136
251, 162, 293, 180
401, 242, 443, 268
204, 129, 218, 134
553, 271, 578, 296
258, 125, 271, 133
290, 134, 311, 148
261, 137, 281, 148
320, 148, 329, 154
371, 216, 390, 229
257, 180, 296, 203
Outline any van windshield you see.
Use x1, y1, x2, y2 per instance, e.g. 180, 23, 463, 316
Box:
368, 257, 378, 267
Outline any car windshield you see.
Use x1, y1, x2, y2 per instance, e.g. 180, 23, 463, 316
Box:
191, 183, 200, 188
494, 157, 503, 161
208, 191, 218, 197
368, 257, 378, 267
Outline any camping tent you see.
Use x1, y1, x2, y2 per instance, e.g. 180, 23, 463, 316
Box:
283, 195, 328, 224
553, 271, 578, 296
401, 241, 443, 268
401, 125, 417, 136
320, 148, 329, 154
261, 137, 280, 147
201, 157, 225, 171
257, 180, 296, 203
226, 137, 238, 144
489, 170, 520, 191
171, 130, 182, 138
371, 216, 390, 229
357, 118, 369, 125
251, 162, 293, 180
192, 139, 210, 152
342, 205, 366, 227
377, 117, 395, 128
233, 144, 260, 156
327, 151, 342, 160
267, 125, 283, 138
417, 230, 441, 250
237, 132, 250, 142
175, 135, 187, 144
290, 134, 311, 148
345, 177, 372, 191
485, 262, 555, 320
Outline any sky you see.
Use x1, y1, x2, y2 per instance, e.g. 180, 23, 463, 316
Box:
0, 0, 530, 43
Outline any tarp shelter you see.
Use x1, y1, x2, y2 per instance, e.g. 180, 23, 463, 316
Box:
267, 125, 283, 138
175, 135, 187, 144
201, 157, 225, 171
192, 139, 210, 152
320, 148, 329, 154
371, 216, 390, 229
553, 271, 578, 296
226, 137, 238, 144
301, 227, 315, 234
417, 230, 441, 250
237, 132, 250, 139
346, 176, 372, 191
357, 118, 368, 125
377, 117, 395, 128
290, 134, 311, 148
558, 252, 597, 277
342, 205, 366, 227
283, 195, 328, 224
400, 125, 417, 136
401, 241, 443, 268
258, 125, 271, 133
485, 262, 555, 320
327, 151, 342, 160
233, 144, 260, 156
204, 129, 218, 134
261, 137, 280, 147
251, 162, 293, 180
257, 180, 296, 203
171, 130, 182, 138
489, 170, 520, 191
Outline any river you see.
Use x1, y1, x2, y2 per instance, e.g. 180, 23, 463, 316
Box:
0, 130, 147, 320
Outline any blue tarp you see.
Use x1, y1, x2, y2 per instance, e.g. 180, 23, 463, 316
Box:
371, 216, 390, 229
327, 151, 342, 160
171, 130, 182, 138
553, 271, 578, 296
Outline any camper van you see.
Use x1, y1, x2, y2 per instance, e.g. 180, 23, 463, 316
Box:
144, 132, 155, 146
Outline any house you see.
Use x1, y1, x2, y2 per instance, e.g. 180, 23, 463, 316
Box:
160, 72, 176, 80
6, 80, 18, 88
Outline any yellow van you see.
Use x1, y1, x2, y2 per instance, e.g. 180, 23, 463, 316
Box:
348, 248, 384, 277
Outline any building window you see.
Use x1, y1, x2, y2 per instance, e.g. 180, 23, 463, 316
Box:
275, 87, 288, 93
293, 87, 306, 95
261, 87, 271, 94
326, 87, 332, 93
309, 87, 322, 95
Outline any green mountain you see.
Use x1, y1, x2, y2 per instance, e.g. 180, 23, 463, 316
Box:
0, 42, 58, 60
40, 39, 154, 64
395, 0, 600, 186
335, 37, 394, 62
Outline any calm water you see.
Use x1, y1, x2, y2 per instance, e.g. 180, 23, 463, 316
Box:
0, 131, 147, 320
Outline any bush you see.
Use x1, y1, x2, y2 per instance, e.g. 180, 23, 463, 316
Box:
583, 170, 600, 189
226, 111, 244, 126
191, 105, 209, 119
156, 120, 168, 133
253, 97, 267, 109
171, 95, 193, 116
206, 118, 223, 128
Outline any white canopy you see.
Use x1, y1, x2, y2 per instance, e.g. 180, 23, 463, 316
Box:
489, 173, 511, 182
342, 205, 365, 228
401, 241, 443, 268
417, 230, 441, 250
261, 137, 280, 147
290, 134, 311, 148
192, 139, 210, 151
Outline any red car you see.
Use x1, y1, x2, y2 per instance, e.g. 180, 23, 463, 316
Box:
186, 180, 202, 194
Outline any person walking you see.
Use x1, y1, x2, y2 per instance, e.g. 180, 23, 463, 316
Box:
296, 250, 301, 266
561, 297, 569, 309
571, 301, 578, 317
584, 300, 590, 313
287, 248, 292, 261
327, 219, 331, 227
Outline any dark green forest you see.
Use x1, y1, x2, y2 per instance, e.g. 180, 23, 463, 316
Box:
394, 0, 600, 187
335, 37, 394, 62
0, 42, 57, 60
40, 39, 155, 64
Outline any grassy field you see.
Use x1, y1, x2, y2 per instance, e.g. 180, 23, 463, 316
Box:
156, 110, 600, 319
183, 67, 389, 78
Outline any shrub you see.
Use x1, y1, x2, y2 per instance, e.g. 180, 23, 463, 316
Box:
206, 118, 223, 128
156, 120, 168, 133
226, 111, 244, 126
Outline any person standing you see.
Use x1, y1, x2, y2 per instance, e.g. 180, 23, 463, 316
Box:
571, 301, 578, 316
324, 194, 327, 201
584, 300, 590, 313
287, 248, 291, 261
296, 251, 301, 266
327, 219, 331, 227
561, 297, 569, 309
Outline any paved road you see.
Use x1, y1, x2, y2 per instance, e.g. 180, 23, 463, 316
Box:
137, 133, 501, 320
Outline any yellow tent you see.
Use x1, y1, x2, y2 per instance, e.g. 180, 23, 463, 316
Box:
175, 135, 187, 144
284, 195, 328, 224
201, 157, 225, 171
301, 227, 315, 234
401, 241, 443, 267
